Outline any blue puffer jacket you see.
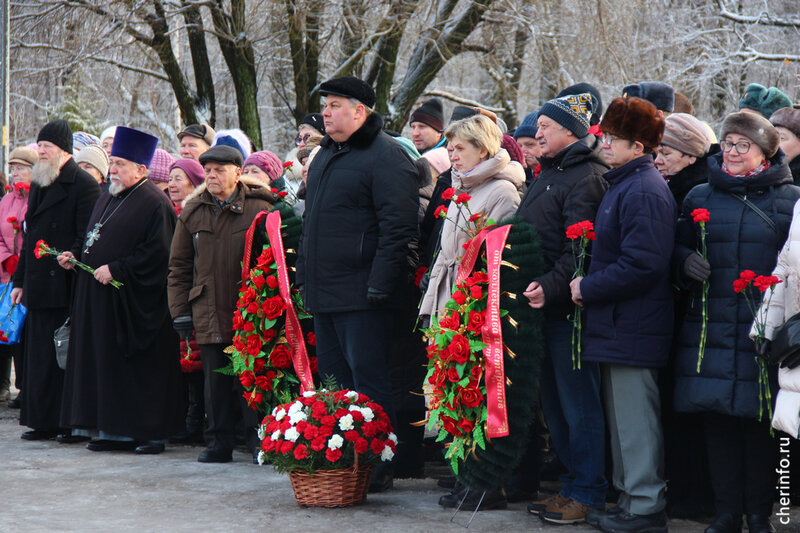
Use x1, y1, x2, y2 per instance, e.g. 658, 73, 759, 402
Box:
674, 150, 800, 419
581, 155, 677, 368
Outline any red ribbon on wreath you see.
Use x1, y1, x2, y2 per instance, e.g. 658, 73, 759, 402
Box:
453, 225, 511, 439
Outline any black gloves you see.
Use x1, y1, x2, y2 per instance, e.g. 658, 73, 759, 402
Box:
419, 271, 430, 293
754, 338, 771, 360
173, 315, 194, 339
367, 287, 390, 306
683, 253, 711, 281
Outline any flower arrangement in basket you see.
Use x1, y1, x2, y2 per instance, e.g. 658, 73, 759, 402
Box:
258, 387, 397, 507
222, 213, 317, 413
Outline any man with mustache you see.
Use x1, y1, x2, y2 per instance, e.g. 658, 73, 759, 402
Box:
11, 119, 100, 442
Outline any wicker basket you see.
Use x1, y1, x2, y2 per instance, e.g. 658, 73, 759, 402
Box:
288, 460, 374, 508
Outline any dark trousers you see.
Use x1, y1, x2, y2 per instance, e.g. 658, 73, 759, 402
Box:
314, 309, 397, 432
704, 413, 777, 516
540, 318, 607, 508
199, 343, 257, 453
21, 308, 67, 430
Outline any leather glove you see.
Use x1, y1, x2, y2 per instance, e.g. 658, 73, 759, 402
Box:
173, 315, 194, 340
682, 253, 711, 281
754, 338, 771, 360
367, 287, 390, 306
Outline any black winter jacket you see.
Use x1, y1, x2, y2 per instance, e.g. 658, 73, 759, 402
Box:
515, 135, 608, 319
674, 149, 800, 418
296, 113, 419, 313
666, 145, 719, 209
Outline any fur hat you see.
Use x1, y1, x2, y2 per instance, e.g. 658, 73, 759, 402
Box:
170, 159, 205, 187
514, 110, 539, 140
539, 93, 593, 138
319, 76, 376, 108
622, 82, 674, 113
75, 145, 109, 176
243, 150, 283, 181
661, 113, 710, 157
720, 111, 780, 158
212, 129, 252, 160
770, 107, 800, 141
600, 97, 665, 150
148, 149, 176, 183
739, 84, 792, 118
8, 147, 38, 167
410, 98, 445, 132
558, 83, 603, 125
37, 119, 73, 153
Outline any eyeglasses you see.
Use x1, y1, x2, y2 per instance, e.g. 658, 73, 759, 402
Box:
601, 134, 622, 146
294, 133, 311, 147
720, 140, 752, 155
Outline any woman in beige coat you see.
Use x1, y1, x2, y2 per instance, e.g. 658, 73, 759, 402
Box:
419, 114, 525, 320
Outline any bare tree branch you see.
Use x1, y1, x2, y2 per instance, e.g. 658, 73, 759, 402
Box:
422, 89, 504, 113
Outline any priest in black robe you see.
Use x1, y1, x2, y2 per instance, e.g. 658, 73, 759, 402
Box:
59, 126, 184, 454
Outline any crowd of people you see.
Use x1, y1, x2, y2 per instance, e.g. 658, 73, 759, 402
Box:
2, 74, 800, 533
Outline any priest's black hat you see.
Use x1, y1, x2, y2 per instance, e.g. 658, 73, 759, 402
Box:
110, 126, 159, 167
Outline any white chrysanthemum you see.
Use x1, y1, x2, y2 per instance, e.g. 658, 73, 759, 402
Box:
288, 411, 307, 425
257, 426, 267, 441
288, 401, 304, 415
345, 391, 359, 401
271, 430, 281, 441
302, 390, 316, 398
274, 408, 286, 421
388, 432, 398, 444
348, 405, 360, 411
338, 414, 354, 431
328, 434, 344, 449
257, 451, 266, 465
380, 446, 394, 461
284, 427, 300, 442
361, 407, 374, 422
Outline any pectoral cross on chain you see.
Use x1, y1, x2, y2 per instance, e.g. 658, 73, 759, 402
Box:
84, 223, 102, 254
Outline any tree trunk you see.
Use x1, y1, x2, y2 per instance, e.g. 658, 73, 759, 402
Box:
181, 0, 215, 126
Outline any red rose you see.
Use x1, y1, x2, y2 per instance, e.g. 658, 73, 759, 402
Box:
263, 329, 276, 344
270, 344, 292, 369
457, 418, 474, 434
471, 272, 488, 284
447, 367, 461, 383
467, 310, 485, 333
440, 415, 459, 436
455, 193, 471, 204
441, 187, 455, 201
438, 310, 460, 330
452, 291, 466, 306
470, 365, 482, 382
458, 385, 483, 408
253, 357, 266, 374
246, 335, 262, 356
429, 368, 447, 388
293, 444, 309, 460
247, 301, 258, 314
239, 370, 255, 388
309, 356, 318, 375
262, 296, 286, 320
470, 285, 483, 300
325, 448, 343, 462
255, 375, 272, 391
233, 311, 245, 330
448, 334, 471, 365
266, 276, 278, 289
691, 208, 710, 224
355, 438, 369, 454
258, 246, 274, 266
252, 274, 265, 289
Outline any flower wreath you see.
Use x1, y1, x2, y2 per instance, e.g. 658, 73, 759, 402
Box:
222, 204, 317, 413
423, 217, 546, 490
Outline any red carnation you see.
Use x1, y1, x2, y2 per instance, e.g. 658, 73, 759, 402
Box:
283, 161, 293, 169
6, 216, 16, 224
733, 278, 749, 293
279, 440, 294, 454
414, 266, 427, 287
310, 437, 327, 451
753, 275, 782, 292
441, 187, 455, 201
325, 448, 342, 462
293, 444, 309, 460
355, 438, 369, 454
321, 415, 336, 427
434, 205, 448, 219
740, 270, 756, 281
344, 430, 360, 442
370, 438, 385, 455
468, 213, 482, 222
455, 193, 471, 204
691, 208, 710, 224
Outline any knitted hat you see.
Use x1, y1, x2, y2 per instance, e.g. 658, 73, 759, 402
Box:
514, 110, 539, 139
421, 147, 450, 176
622, 82, 674, 113
170, 158, 205, 187
8, 147, 38, 167
37, 119, 73, 153
299, 114, 325, 135
243, 150, 283, 181
199, 145, 243, 167
600, 97, 665, 150
319, 76, 376, 108
75, 145, 109, 176
558, 83, 603, 125
450, 106, 480, 124
178, 123, 216, 145
739, 84, 792, 118
673, 92, 694, 115
661, 113, 711, 158
410, 98, 445, 132
393, 136, 421, 160
539, 93, 593, 138
148, 149, 176, 183
501, 134, 524, 165
72, 131, 100, 154
110, 126, 159, 167
770, 107, 800, 141
720, 111, 780, 159
212, 129, 251, 160
100, 126, 117, 142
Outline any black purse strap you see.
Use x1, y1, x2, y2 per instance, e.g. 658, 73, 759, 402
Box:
729, 192, 777, 233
